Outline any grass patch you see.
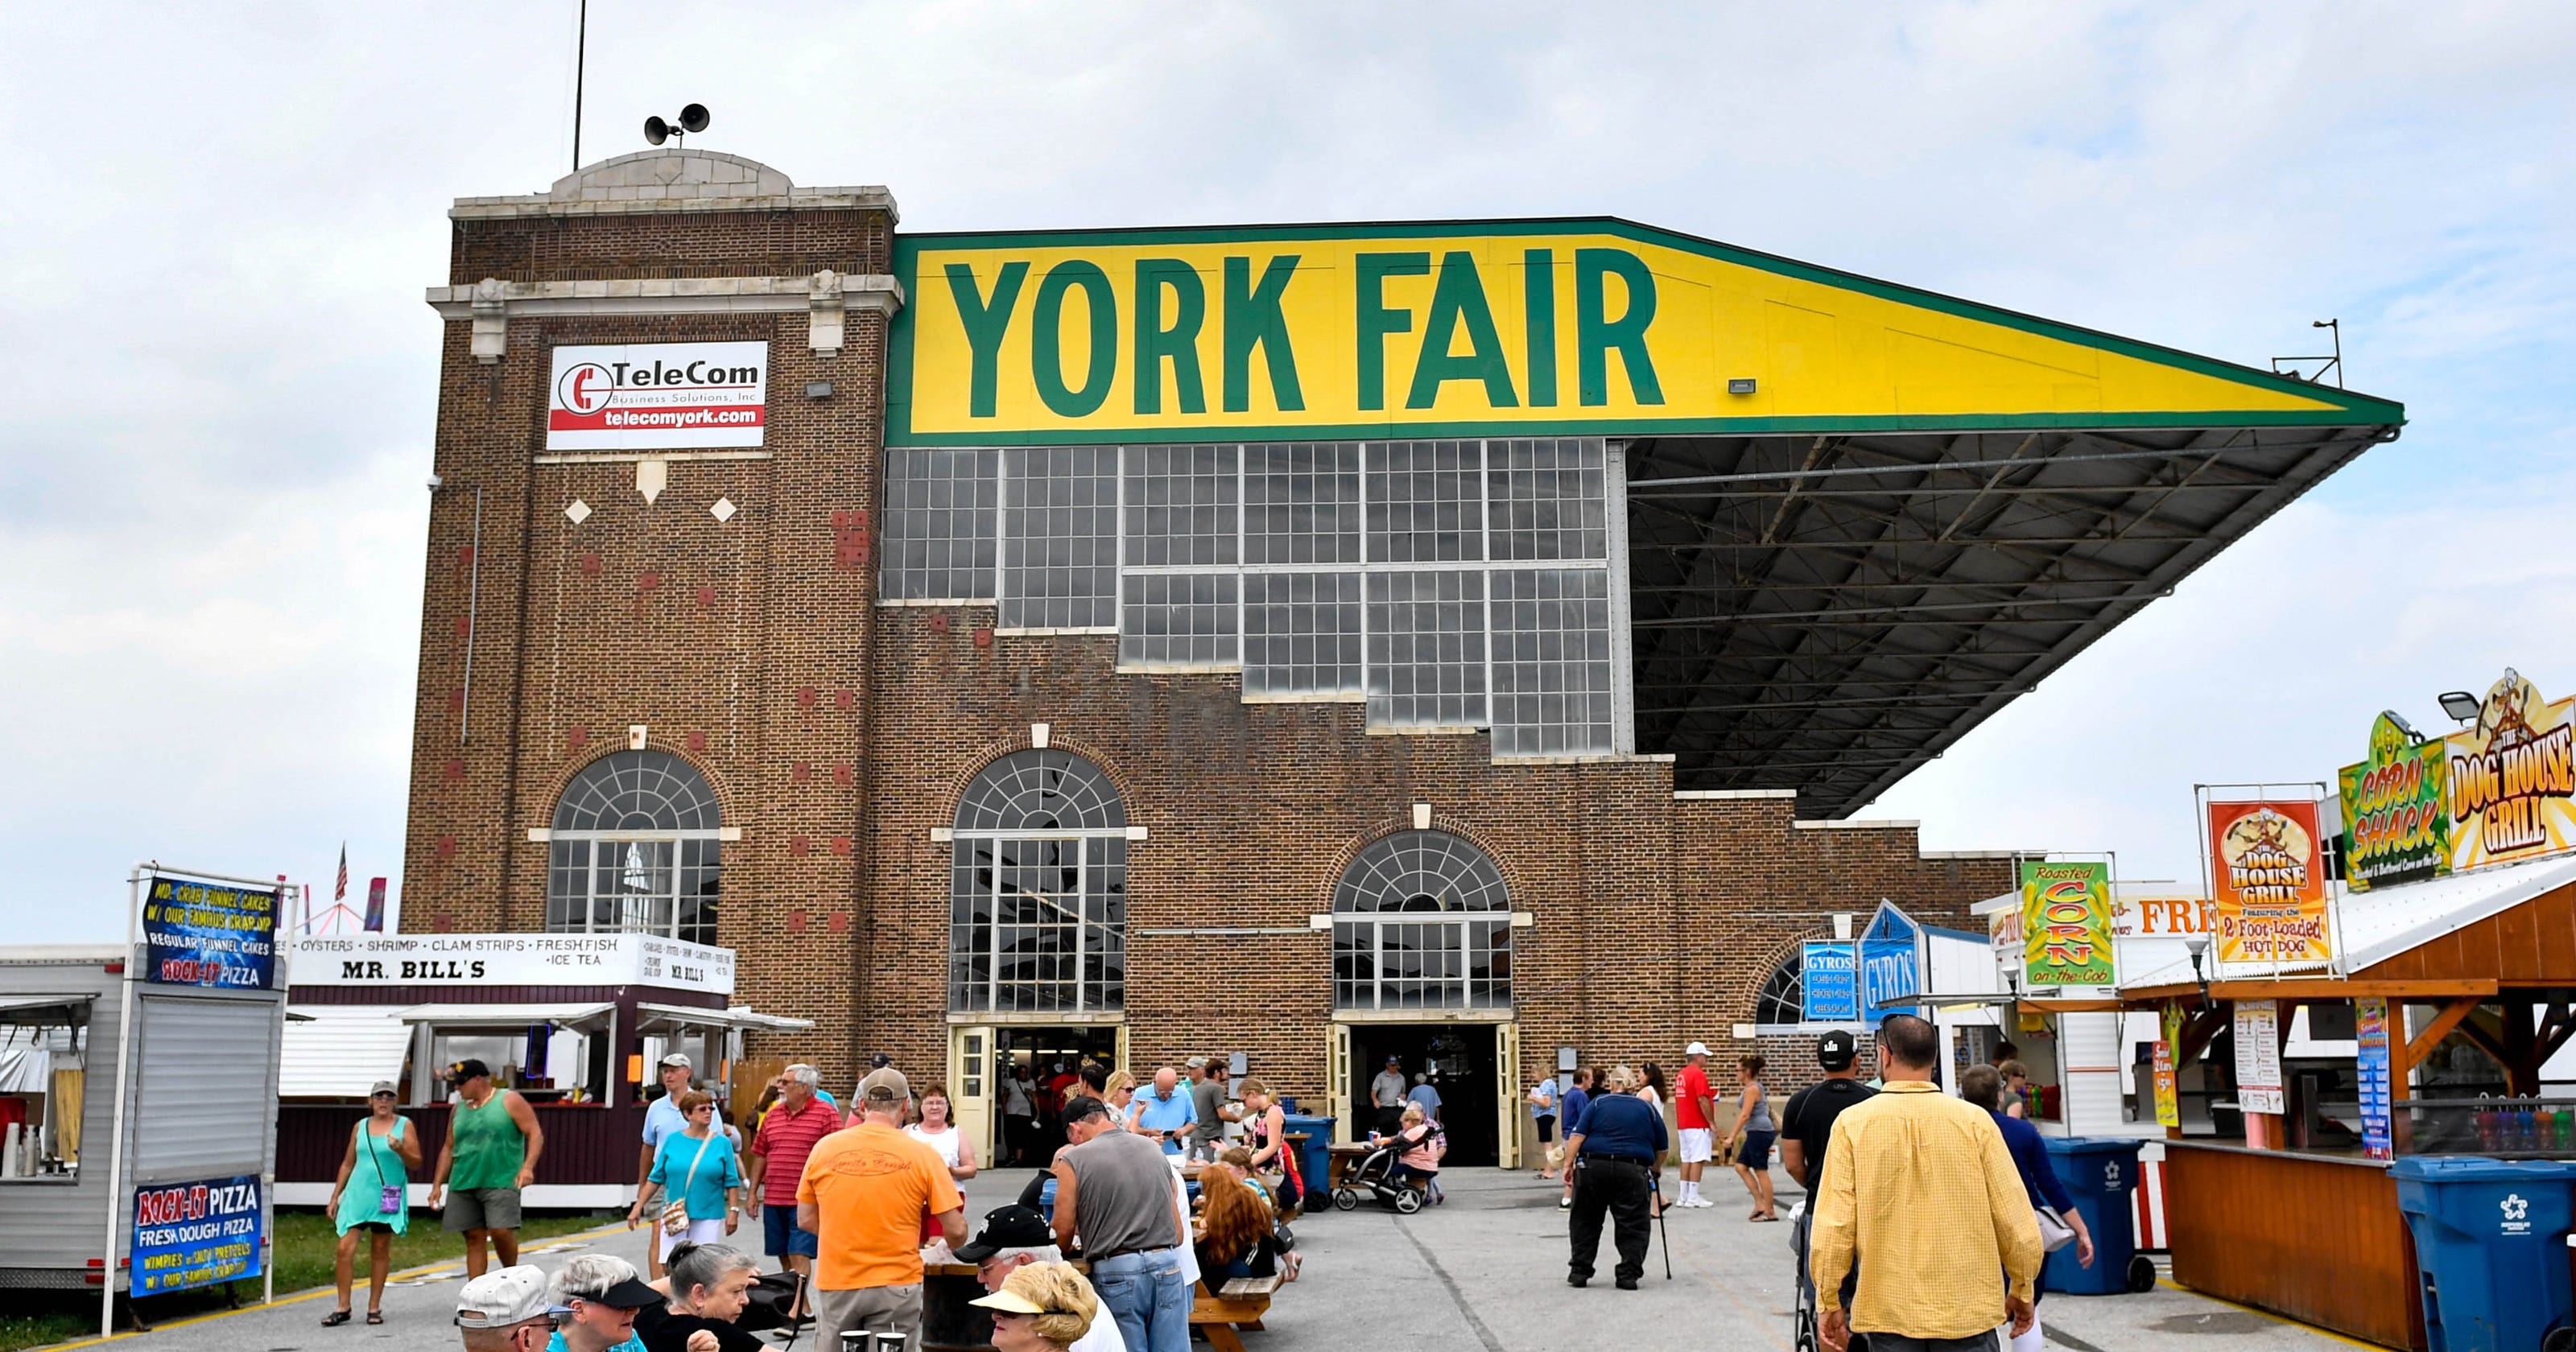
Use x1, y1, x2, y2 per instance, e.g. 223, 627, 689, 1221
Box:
0, 1210, 615, 1352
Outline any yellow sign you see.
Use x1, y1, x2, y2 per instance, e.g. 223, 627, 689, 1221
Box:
2448, 670, 2576, 871
889, 221, 2398, 444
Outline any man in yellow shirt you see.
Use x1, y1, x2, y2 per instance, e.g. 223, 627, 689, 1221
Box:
1810, 1014, 2041, 1352
799, 1070, 967, 1352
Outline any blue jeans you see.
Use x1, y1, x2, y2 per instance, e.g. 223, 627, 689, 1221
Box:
1088, 1247, 1190, 1352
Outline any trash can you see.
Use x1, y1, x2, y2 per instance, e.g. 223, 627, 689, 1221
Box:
2392, 1156, 2576, 1352
2040, 1137, 2154, 1295
1281, 1114, 1335, 1211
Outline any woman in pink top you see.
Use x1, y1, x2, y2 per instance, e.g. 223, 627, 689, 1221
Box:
1383, 1103, 1444, 1199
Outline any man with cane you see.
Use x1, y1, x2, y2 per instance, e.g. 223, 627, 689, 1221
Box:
1560, 1066, 1667, 1290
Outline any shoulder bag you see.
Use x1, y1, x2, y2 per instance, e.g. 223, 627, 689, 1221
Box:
662, 1131, 716, 1236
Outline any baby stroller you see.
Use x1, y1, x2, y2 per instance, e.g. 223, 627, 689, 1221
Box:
1330, 1122, 1443, 1214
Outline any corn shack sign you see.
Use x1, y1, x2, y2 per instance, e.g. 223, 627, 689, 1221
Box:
886, 219, 2392, 446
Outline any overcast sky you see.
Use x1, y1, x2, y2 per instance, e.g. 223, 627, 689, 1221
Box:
3, 2, 2571, 940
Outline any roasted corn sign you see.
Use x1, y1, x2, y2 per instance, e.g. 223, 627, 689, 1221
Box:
2019, 859, 2116, 987
2207, 800, 2331, 964
886, 220, 2377, 445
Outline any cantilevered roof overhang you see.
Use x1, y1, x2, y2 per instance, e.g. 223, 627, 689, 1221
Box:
1626, 418, 2396, 816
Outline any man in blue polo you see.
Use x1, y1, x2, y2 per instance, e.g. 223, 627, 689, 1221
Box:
1559, 1066, 1666, 1290
1129, 1066, 1197, 1156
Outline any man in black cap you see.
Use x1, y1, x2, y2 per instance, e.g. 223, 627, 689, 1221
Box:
958, 1205, 1128, 1352
1780, 1030, 1876, 1329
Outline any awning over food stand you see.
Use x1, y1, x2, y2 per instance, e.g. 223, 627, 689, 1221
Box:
634, 1002, 815, 1033
279, 1006, 417, 1098
394, 1002, 617, 1029
0, 993, 94, 1026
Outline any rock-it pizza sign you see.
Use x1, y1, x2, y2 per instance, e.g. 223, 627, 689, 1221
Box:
2207, 800, 2331, 965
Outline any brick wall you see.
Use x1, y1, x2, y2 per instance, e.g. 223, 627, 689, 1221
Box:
404, 156, 2018, 1125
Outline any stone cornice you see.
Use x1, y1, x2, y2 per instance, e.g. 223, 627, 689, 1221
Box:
427, 273, 902, 362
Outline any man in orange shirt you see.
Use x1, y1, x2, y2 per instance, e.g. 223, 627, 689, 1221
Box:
799, 1069, 967, 1352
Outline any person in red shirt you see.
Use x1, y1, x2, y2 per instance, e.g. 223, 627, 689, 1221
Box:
1671, 1041, 1720, 1209
744, 1065, 840, 1314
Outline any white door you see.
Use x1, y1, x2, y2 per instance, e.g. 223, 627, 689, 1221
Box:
1328, 1022, 1352, 1145
949, 1025, 996, 1168
1495, 1021, 1521, 1169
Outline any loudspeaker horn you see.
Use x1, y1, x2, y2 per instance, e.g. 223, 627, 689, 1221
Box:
678, 103, 711, 134
644, 115, 671, 146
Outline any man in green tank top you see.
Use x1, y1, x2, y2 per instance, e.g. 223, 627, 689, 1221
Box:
426, 1058, 547, 1278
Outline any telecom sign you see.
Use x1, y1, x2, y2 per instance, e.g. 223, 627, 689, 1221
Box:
1800, 942, 1859, 1023
547, 341, 769, 451
1857, 902, 1925, 1031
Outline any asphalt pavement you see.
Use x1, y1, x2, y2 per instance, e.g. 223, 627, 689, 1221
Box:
35, 1166, 2358, 1352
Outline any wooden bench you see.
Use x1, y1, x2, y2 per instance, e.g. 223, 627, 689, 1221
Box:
1190, 1276, 1282, 1352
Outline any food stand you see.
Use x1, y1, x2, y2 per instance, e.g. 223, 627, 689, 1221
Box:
276, 933, 809, 1207
0, 866, 292, 1338
2107, 673, 2576, 1350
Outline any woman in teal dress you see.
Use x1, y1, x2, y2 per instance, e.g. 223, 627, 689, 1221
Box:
326, 1082, 422, 1326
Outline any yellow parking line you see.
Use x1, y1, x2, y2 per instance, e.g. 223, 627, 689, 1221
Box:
38, 1225, 628, 1352
2155, 1277, 2389, 1350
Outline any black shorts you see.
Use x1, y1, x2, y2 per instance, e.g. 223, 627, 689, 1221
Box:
1536, 1115, 1557, 1142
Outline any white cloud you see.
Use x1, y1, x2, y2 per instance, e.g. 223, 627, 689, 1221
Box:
1, 2, 2571, 938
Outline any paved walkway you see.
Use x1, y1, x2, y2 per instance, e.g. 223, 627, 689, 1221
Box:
39, 1168, 2363, 1351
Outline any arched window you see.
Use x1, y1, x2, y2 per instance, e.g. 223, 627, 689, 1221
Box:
1754, 955, 1805, 1027
1331, 831, 1510, 1010
949, 750, 1127, 1013
545, 751, 722, 943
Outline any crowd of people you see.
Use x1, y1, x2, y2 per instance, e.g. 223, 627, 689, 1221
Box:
375, 1049, 1299, 1352
1547, 1018, 2088, 1352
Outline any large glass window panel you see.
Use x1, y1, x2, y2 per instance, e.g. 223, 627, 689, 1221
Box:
1488, 567, 1616, 756
949, 749, 1126, 1013
1242, 571, 1362, 698
1331, 830, 1509, 1010
545, 752, 722, 941
1120, 572, 1239, 669
1245, 443, 1362, 565
1124, 444, 1238, 567
1001, 447, 1118, 629
1365, 569, 1486, 729
880, 449, 999, 600
1487, 438, 1608, 562
1366, 440, 1483, 563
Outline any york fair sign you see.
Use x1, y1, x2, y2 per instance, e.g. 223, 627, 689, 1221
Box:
547, 341, 769, 451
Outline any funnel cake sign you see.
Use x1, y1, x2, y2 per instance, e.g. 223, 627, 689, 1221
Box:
2207, 800, 2330, 964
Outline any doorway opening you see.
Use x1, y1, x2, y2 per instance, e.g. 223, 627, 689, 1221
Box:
992, 1025, 1121, 1167
1347, 1023, 1501, 1166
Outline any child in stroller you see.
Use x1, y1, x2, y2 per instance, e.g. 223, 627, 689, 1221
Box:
1334, 1104, 1446, 1213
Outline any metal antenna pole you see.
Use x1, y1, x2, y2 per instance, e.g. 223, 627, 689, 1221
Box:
572, 0, 588, 172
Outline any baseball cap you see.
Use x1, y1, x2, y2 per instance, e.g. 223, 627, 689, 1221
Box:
368, 1081, 398, 1098
455, 1265, 551, 1328
1817, 1029, 1857, 1070
658, 1051, 692, 1070
1060, 1094, 1108, 1123
955, 1204, 1054, 1263
454, 1058, 493, 1082
1685, 1041, 1710, 1057
551, 1256, 662, 1311
857, 1066, 910, 1107
1185, 1056, 1208, 1070
869, 1053, 892, 1069
1385, 1055, 1401, 1065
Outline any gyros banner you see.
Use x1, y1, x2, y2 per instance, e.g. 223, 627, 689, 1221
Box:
547, 341, 768, 451
2207, 799, 2332, 966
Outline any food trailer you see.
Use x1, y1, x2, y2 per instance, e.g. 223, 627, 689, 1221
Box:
276, 933, 808, 1207
0, 866, 291, 1337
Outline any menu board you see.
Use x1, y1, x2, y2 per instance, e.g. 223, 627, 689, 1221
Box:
2234, 999, 2285, 1115
2356, 996, 2394, 1160
141, 875, 279, 990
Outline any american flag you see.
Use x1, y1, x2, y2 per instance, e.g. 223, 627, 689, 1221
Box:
335, 844, 349, 902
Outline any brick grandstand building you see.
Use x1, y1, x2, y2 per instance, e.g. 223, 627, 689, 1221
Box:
402, 148, 2401, 1164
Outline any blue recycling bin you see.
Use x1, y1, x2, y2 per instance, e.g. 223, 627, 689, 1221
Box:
2392, 1156, 2576, 1352
2039, 1137, 2143, 1295
1280, 1113, 1335, 1209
